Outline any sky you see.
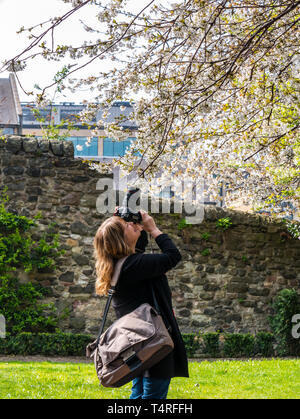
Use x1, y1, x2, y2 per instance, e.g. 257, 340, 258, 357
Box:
0, 0, 150, 104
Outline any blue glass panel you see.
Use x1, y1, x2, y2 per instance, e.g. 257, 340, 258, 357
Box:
103, 137, 135, 157
103, 138, 114, 156
114, 141, 124, 156
1, 128, 14, 134
66, 137, 98, 157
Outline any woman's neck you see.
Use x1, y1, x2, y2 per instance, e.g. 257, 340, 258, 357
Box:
131, 241, 137, 253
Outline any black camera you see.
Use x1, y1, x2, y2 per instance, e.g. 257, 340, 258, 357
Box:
114, 187, 142, 224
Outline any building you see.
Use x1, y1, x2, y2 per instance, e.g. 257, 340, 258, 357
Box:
0, 74, 22, 135
21, 101, 137, 160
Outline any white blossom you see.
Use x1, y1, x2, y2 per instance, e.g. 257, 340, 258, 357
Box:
5, 0, 299, 218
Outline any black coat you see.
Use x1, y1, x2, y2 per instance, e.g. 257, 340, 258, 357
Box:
112, 231, 189, 379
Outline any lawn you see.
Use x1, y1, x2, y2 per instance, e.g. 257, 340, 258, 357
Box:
0, 358, 299, 399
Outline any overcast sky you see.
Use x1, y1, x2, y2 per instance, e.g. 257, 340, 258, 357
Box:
0, 0, 149, 104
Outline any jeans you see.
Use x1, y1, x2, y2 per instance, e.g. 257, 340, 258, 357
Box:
130, 376, 171, 399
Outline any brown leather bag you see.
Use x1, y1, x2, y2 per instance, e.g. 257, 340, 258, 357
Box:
86, 256, 174, 388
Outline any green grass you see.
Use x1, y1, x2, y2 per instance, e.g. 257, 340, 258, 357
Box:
0, 359, 299, 399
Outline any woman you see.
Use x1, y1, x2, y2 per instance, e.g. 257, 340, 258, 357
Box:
93, 210, 189, 399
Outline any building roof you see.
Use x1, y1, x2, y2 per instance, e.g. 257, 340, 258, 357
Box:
0, 74, 22, 127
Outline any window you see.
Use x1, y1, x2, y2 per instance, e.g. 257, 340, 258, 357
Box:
22, 106, 52, 123
103, 137, 134, 157
60, 110, 82, 123
60, 107, 96, 124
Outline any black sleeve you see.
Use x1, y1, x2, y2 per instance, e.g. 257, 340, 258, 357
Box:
122, 233, 181, 280
135, 230, 148, 253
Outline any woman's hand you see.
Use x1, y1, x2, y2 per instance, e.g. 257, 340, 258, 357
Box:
140, 210, 162, 238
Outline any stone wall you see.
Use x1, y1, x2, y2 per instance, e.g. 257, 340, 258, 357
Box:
1, 136, 299, 336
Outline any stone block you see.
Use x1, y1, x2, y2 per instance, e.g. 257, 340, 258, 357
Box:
203, 283, 220, 292
59, 271, 75, 283
23, 138, 38, 153
40, 169, 56, 177
203, 307, 215, 315
56, 206, 70, 214
69, 285, 84, 294
69, 316, 86, 330
70, 221, 88, 236
205, 265, 215, 273
199, 292, 214, 301
62, 141, 74, 157
193, 274, 207, 286
61, 192, 81, 206
26, 167, 41, 177
50, 141, 64, 156
72, 253, 90, 266
37, 203, 52, 211
248, 287, 270, 297
37, 139, 50, 152
7, 182, 25, 191
3, 166, 24, 175
72, 176, 90, 183
80, 195, 97, 208
66, 238, 79, 247
25, 186, 42, 195
225, 313, 242, 323
178, 308, 190, 317
226, 283, 249, 293
5, 136, 22, 153
55, 158, 78, 167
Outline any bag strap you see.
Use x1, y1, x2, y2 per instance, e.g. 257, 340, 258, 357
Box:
150, 283, 161, 315
95, 254, 162, 345
96, 256, 128, 345
148, 236, 161, 314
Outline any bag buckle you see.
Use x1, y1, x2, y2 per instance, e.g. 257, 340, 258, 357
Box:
121, 348, 141, 371
121, 347, 135, 362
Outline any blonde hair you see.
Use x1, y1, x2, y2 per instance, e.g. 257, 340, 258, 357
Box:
93, 216, 134, 296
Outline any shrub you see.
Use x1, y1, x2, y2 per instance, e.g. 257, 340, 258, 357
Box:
0, 331, 281, 358
0, 332, 93, 356
223, 333, 255, 357
255, 332, 274, 357
201, 332, 220, 357
0, 332, 202, 357
269, 288, 300, 356
181, 333, 200, 357
0, 276, 58, 334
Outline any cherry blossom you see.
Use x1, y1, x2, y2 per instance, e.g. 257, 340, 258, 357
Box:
3, 0, 299, 218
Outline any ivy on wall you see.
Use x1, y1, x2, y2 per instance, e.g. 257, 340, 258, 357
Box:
0, 188, 65, 334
